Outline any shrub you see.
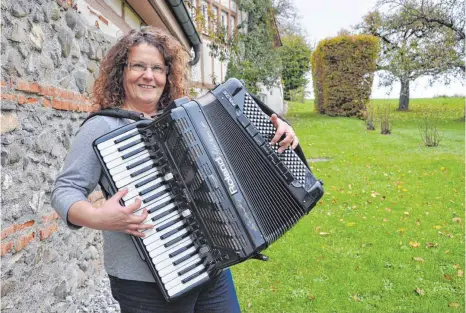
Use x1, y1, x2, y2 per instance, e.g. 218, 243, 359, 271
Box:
311, 35, 379, 117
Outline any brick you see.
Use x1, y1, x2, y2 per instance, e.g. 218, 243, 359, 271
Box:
39, 224, 58, 241
1, 242, 14, 256
38, 84, 57, 98
1, 225, 16, 240
41, 97, 52, 108
1, 80, 6, 88
1, 93, 16, 101
15, 232, 35, 252
98, 15, 109, 25
42, 212, 60, 224
16, 80, 40, 94
1, 220, 35, 240
18, 96, 38, 105
52, 99, 74, 111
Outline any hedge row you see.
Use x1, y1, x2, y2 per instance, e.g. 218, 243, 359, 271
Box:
311, 35, 379, 117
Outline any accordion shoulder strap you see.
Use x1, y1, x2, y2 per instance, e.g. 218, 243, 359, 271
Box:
80, 108, 145, 127
250, 94, 309, 168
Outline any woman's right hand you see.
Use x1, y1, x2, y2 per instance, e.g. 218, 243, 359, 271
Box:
92, 188, 154, 238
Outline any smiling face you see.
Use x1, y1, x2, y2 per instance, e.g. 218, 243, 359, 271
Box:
122, 43, 167, 115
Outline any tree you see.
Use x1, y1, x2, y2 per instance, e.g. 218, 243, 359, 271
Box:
279, 34, 312, 100
358, 0, 464, 110
207, 0, 302, 94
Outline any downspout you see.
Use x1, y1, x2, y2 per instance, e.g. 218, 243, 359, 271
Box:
165, 0, 202, 66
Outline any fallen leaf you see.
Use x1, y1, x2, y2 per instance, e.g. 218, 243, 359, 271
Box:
453, 264, 460, 269
319, 232, 330, 236
425, 242, 439, 249
448, 302, 460, 308
385, 208, 391, 212
458, 270, 463, 277
452, 217, 461, 223
409, 241, 420, 248
413, 257, 424, 263
433, 225, 442, 229
308, 295, 316, 301
348, 184, 352, 189
347, 222, 356, 227
383, 218, 389, 222
444, 274, 452, 281
351, 294, 361, 302
415, 288, 425, 296
445, 250, 450, 254
404, 212, 410, 216
248, 302, 252, 308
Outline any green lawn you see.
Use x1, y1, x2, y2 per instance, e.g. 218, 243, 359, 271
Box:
232, 98, 465, 313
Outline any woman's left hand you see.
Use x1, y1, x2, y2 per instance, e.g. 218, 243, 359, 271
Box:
270, 114, 299, 153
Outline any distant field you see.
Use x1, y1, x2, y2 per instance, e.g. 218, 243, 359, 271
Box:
232, 98, 465, 313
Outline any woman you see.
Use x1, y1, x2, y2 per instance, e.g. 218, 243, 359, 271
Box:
51, 26, 299, 313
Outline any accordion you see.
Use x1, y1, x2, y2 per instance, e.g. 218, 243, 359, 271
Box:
93, 78, 324, 301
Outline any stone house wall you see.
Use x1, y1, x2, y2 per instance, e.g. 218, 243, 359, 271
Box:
1, 0, 120, 311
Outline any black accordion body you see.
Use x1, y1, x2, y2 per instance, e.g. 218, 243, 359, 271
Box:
93, 78, 324, 301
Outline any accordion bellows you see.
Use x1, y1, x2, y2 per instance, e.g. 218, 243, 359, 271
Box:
93, 78, 324, 301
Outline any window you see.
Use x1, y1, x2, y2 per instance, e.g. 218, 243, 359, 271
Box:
201, 0, 208, 33
221, 11, 228, 36
229, 15, 235, 37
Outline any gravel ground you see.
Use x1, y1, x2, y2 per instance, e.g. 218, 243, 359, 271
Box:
79, 273, 121, 313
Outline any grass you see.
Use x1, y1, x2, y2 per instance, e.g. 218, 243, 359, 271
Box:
231, 98, 465, 313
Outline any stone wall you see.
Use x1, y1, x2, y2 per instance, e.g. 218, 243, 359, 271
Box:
1, 0, 119, 311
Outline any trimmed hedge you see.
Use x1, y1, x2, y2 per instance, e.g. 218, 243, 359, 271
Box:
311, 35, 379, 116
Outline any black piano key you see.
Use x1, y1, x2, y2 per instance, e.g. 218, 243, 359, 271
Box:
151, 208, 177, 222
148, 199, 175, 214
172, 250, 197, 266
143, 189, 169, 203
181, 270, 206, 284
130, 164, 156, 178
117, 138, 143, 152
177, 260, 203, 276
164, 233, 189, 248
134, 173, 162, 189
160, 227, 184, 240
139, 181, 166, 196
114, 132, 139, 144
156, 217, 182, 232
126, 156, 151, 170
168, 243, 194, 258
122, 146, 146, 160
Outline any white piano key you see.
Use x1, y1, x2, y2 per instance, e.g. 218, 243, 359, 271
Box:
103, 142, 146, 163
123, 176, 164, 202
115, 168, 159, 189
150, 237, 192, 264
155, 246, 197, 271
166, 272, 209, 297
132, 194, 173, 215
125, 185, 170, 207
143, 209, 191, 235
146, 228, 189, 255
157, 253, 200, 277
143, 220, 185, 246
160, 257, 201, 284
148, 235, 193, 258
97, 128, 139, 150
98, 134, 143, 156
106, 149, 149, 170
163, 264, 206, 290
111, 160, 157, 182
109, 152, 151, 175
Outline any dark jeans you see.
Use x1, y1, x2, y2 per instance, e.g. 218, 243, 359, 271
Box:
109, 270, 241, 313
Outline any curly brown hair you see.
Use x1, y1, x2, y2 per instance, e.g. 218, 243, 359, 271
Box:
92, 26, 190, 110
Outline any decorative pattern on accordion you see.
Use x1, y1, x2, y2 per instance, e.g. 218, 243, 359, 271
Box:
242, 93, 308, 185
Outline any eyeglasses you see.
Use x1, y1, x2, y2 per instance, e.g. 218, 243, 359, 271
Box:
126, 62, 169, 75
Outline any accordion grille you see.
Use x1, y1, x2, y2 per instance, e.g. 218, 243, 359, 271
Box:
167, 117, 246, 252
204, 102, 306, 244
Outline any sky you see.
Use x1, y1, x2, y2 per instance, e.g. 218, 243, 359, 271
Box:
292, 0, 465, 99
